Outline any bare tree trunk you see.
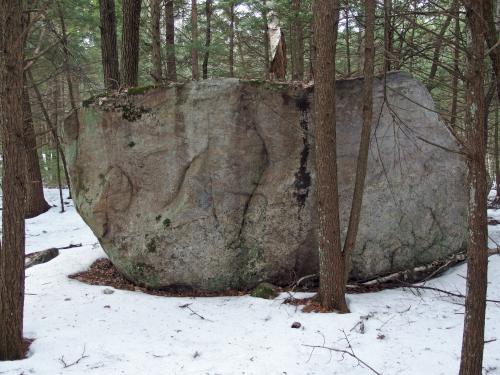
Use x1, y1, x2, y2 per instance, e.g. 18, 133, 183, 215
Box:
291, 0, 304, 80
0, 0, 27, 360
202, 0, 212, 79
165, 0, 177, 81
459, 1, 488, 374
313, 0, 347, 313
262, 0, 270, 79
191, 0, 199, 80
342, 0, 375, 280
151, 0, 162, 83
383, 0, 393, 72
56, 2, 77, 198
99, 0, 120, 90
23, 79, 50, 218
228, 2, 235, 77
495, 104, 499, 201
427, 1, 455, 91
28, 70, 71, 199
121, 0, 142, 86
52, 75, 65, 212
344, 4, 351, 76
450, 5, 460, 129
484, 0, 500, 102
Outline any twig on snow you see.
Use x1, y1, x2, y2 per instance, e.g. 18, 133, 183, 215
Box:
179, 303, 213, 322
59, 345, 88, 368
303, 330, 382, 375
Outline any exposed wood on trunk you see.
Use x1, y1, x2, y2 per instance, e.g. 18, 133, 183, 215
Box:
268, 12, 287, 80
98, 0, 120, 90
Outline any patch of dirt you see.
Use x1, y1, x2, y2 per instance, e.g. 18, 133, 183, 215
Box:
69, 258, 247, 297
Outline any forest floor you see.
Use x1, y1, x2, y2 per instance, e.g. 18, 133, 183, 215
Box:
1, 189, 500, 375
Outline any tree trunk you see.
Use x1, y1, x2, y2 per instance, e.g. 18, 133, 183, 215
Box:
151, 0, 162, 83
262, 1, 270, 79
344, 4, 351, 76
342, 0, 375, 279
291, 0, 304, 80
450, 5, 460, 129
121, 0, 142, 86
165, 0, 177, 81
191, 0, 199, 80
383, 0, 393, 72
0, 0, 27, 360
313, 0, 347, 313
23, 79, 50, 219
228, 2, 235, 77
99, 0, 120, 90
495, 104, 499, 201
427, 1, 455, 91
484, 0, 500, 102
202, 0, 212, 79
459, 1, 488, 374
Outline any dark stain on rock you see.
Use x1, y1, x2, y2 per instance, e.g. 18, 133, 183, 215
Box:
293, 93, 311, 209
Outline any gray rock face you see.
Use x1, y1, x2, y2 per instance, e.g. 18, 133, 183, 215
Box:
63, 72, 468, 291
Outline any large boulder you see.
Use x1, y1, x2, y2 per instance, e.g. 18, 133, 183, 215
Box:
63, 72, 468, 291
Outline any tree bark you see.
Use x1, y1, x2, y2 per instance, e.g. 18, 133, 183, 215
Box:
99, 0, 120, 90
23, 79, 50, 218
202, 0, 212, 79
484, 0, 500, 103
427, 1, 456, 91
342, 0, 375, 279
191, 0, 199, 80
121, 0, 142, 86
459, 1, 488, 374
262, 1, 270, 79
495, 104, 499, 201
151, 0, 162, 84
313, 0, 347, 313
228, 2, 235, 77
0, 0, 27, 360
165, 0, 177, 81
450, 5, 460, 129
383, 0, 393, 72
344, 4, 351, 76
291, 0, 304, 80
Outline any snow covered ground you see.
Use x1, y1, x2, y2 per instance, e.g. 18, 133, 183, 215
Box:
1, 188, 500, 375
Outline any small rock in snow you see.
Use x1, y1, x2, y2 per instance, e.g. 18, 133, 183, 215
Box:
102, 288, 115, 295
291, 322, 301, 329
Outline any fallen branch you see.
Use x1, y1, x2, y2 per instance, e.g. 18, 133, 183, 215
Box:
398, 283, 500, 304
179, 303, 213, 322
303, 330, 381, 375
59, 345, 88, 368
